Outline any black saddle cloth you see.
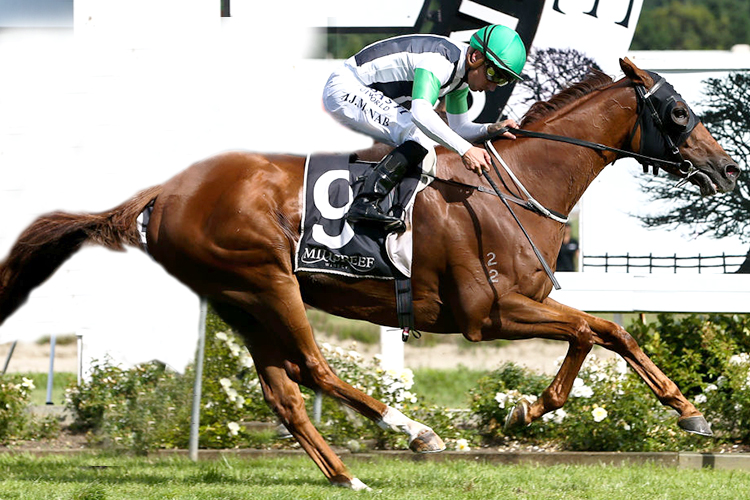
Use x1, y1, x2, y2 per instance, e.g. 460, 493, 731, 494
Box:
294, 152, 420, 279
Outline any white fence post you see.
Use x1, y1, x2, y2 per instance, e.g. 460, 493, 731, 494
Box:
45, 335, 56, 405
189, 298, 208, 462
379, 326, 404, 371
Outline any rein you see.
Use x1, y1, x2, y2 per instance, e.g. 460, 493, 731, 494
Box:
506, 126, 689, 172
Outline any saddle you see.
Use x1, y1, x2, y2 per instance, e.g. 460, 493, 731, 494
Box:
294, 148, 436, 280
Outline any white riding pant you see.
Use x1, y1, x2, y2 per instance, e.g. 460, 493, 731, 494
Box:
322, 65, 437, 154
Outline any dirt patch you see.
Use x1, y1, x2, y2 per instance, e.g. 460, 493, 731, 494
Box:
0, 342, 79, 374
321, 335, 616, 375
0, 337, 616, 376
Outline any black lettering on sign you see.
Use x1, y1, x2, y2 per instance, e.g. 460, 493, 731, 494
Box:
553, 0, 636, 28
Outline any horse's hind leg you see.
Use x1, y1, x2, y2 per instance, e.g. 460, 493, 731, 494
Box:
217, 284, 444, 453
251, 334, 371, 490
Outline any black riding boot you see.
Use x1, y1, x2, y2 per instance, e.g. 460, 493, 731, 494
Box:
346, 141, 428, 233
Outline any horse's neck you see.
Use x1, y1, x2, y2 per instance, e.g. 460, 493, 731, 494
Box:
502, 83, 637, 216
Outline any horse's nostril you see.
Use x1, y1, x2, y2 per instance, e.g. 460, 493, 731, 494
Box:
726, 164, 741, 179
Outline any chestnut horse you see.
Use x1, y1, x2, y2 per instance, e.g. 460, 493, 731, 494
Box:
0, 59, 740, 489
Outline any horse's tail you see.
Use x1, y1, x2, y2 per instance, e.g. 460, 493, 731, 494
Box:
0, 185, 163, 326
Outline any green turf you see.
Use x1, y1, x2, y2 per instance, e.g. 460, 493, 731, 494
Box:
412, 367, 489, 408
0, 453, 748, 499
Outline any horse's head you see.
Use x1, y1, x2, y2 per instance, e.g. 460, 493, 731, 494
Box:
620, 57, 740, 196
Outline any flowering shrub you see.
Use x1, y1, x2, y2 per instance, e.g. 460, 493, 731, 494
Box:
629, 313, 750, 443
470, 311, 750, 452
470, 356, 702, 451
0, 375, 49, 443
64, 311, 750, 453
66, 325, 276, 451
66, 359, 193, 452
197, 325, 274, 448
470, 363, 550, 440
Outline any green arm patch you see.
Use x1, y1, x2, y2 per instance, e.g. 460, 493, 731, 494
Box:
445, 87, 469, 115
412, 68, 441, 105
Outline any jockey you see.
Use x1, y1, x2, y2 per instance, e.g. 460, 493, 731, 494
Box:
322, 24, 527, 233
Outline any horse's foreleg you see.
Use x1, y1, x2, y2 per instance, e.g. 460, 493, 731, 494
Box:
490, 293, 594, 428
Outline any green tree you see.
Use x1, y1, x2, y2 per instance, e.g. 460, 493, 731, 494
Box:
632, 1, 723, 50
516, 47, 601, 107
635, 72, 750, 270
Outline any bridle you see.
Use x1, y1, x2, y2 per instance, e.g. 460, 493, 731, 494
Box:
474, 71, 702, 289
505, 71, 700, 178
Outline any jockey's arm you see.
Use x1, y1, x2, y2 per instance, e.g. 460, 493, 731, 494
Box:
444, 87, 489, 142
410, 68, 474, 156
446, 87, 518, 141
411, 68, 512, 174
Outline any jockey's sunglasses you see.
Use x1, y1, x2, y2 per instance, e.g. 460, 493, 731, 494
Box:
485, 62, 511, 86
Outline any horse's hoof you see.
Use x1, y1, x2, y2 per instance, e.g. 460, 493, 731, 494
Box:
504, 398, 531, 431
678, 415, 713, 437
333, 478, 371, 491
409, 428, 446, 453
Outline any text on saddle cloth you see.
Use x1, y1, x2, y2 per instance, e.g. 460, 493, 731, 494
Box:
294, 150, 435, 279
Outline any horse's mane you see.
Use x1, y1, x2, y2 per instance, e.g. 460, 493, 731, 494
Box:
520, 69, 614, 127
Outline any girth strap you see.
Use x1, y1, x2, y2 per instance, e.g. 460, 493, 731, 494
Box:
395, 277, 420, 342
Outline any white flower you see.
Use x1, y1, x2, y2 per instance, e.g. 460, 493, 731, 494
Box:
495, 392, 509, 409
226, 388, 238, 402
730, 353, 750, 365
695, 394, 707, 404
542, 408, 567, 424
21, 377, 35, 390
240, 354, 254, 369
570, 378, 593, 398
215, 332, 228, 341
455, 439, 470, 452
705, 384, 718, 393
219, 378, 232, 389
400, 368, 415, 387
227, 422, 241, 436
346, 439, 363, 453
402, 391, 418, 404
592, 406, 608, 423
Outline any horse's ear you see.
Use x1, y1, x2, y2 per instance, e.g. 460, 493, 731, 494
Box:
619, 57, 654, 87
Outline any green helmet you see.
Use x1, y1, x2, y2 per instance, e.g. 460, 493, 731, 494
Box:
470, 25, 526, 81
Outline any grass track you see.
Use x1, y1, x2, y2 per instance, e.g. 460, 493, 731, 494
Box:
0, 454, 749, 499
